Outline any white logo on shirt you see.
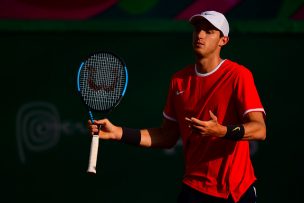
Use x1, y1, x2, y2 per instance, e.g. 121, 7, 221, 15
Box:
176, 90, 184, 95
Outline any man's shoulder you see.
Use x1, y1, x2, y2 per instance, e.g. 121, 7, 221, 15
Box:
224, 59, 251, 74
224, 59, 246, 69
172, 64, 194, 78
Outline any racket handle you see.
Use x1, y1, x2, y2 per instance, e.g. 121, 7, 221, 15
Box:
87, 135, 99, 174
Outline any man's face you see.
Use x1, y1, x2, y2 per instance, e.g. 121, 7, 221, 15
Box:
192, 20, 223, 57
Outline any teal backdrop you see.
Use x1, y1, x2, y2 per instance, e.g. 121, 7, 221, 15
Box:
1, 0, 304, 202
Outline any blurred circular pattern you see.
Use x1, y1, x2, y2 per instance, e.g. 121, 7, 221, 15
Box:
16, 102, 61, 163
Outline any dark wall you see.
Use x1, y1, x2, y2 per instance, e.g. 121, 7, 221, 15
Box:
3, 30, 303, 203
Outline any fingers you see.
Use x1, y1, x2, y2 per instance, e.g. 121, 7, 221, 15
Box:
185, 116, 212, 136
185, 110, 218, 126
87, 119, 109, 136
93, 119, 107, 125
185, 112, 220, 137
87, 118, 109, 126
209, 110, 218, 122
185, 117, 205, 127
185, 117, 192, 125
185, 117, 205, 132
88, 123, 99, 135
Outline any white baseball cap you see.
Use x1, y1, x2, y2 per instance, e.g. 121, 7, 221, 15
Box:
189, 10, 229, 37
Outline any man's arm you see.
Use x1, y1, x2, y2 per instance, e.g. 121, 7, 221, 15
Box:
140, 118, 180, 148
185, 111, 266, 141
242, 111, 266, 140
88, 118, 180, 148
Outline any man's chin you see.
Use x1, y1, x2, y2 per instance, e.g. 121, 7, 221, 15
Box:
193, 49, 204, 57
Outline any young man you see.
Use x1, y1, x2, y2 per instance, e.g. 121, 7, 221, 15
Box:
87, 10, 266, 203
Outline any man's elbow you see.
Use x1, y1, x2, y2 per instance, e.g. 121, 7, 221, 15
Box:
257, 125, 267, 141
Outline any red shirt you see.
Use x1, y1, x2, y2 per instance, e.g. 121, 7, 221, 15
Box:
163, 59, 265, 202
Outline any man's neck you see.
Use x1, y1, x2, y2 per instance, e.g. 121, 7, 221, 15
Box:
196, 56, 223, 74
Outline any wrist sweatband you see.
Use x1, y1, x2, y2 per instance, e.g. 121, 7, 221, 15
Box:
224, 124, 245, 140
121, 127, 141, 145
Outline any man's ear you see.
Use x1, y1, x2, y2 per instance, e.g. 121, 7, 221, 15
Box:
219, 36, 229, 47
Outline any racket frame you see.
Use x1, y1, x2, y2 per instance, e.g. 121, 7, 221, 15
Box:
76, 51, 128, 174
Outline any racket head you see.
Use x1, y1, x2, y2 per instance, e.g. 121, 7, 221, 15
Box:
77, 51, 128, 116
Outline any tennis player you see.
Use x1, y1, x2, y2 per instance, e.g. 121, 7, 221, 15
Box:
88, 10, 266, 203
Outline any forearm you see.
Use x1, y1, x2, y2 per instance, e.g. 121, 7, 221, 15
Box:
93, 118, 180, 148
126, 118, 180, 148
185, 111, 266, 141
241, 111, 266, 141
242, 121, 266, 140
140, 128, 157, 148
216, 120, 266, 141
112, 126, 178, 149
222, 112, 266, 141
140, 128, 178, 148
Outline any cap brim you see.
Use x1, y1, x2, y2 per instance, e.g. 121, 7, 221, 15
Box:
189, 15, 205, 24
189, 15, 218, 30
189, 15, 216, 28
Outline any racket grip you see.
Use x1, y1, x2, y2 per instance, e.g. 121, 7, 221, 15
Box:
87, 135, 99, 174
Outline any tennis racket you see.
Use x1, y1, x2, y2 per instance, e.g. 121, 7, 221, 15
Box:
76, 51, 128, 174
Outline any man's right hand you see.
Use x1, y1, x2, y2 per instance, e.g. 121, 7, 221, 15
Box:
87, 119, 122, 141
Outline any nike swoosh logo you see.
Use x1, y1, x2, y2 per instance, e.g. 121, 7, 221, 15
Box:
232, 127, 240, 131
176, 90, 184, 95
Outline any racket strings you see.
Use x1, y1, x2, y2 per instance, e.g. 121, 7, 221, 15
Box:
80, 53, 126, 111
